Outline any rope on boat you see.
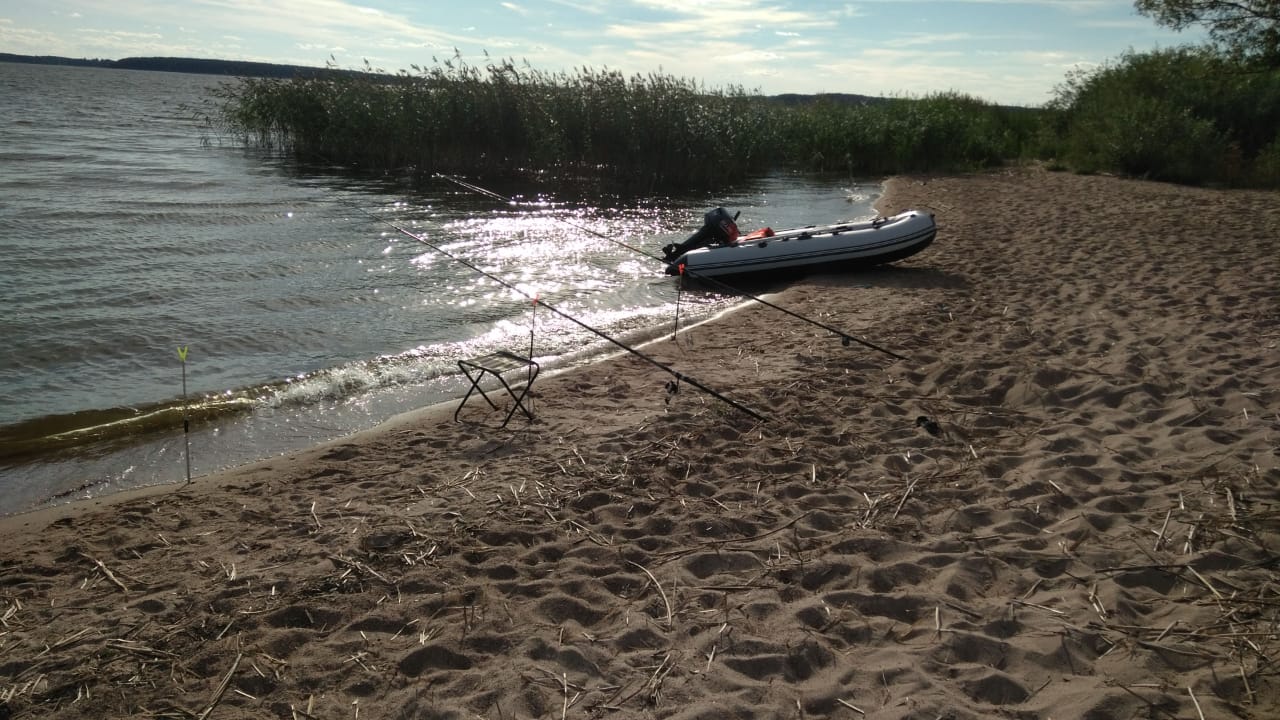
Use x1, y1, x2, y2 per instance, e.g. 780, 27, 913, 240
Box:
434, 173, 910, 362
354, 206, 770, 424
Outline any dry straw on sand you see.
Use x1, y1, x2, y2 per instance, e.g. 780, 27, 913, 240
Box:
2, 166, 1278, 719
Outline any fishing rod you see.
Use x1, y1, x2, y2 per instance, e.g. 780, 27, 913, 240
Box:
354, 206, 770, 424
435, 173, 908, 362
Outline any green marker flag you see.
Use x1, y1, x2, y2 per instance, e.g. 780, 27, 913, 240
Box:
178, 346, 191, 485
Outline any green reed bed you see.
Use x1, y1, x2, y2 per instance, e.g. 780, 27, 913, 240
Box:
208, 58, 1037, 192
209, 59, 777, 190
777, 92, 1040, 176
208, 48, 1280, 191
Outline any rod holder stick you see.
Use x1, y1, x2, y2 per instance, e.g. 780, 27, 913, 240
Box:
177, 345, 191, 485
673, 264, 684, 340
528, 294, 537, 413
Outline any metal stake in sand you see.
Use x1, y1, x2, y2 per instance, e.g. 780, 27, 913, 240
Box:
673, 263, 685, 340
528, 293, 538, 414
177, 345, 192, 485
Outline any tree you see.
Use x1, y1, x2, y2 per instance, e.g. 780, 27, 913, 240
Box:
1135, 0, 1280, 65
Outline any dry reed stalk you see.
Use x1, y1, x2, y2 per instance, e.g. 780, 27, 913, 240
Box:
1026, 677, 1053, 702
893, 477, 919, 519
860, 494, 883, 528
1239, 657, 1255, 704
1135, 638, 1222, 659
1154, 509, 1172, 551
630, 561, 673, 629
80, 553, 129, 593
1021, 578, 1042, 599
105, 639, 176, 659
940, 599, 982, 620
1115, 684, 1180, 720
1012, 599, 1064, 616
1187, 686, 1205, 720
196, 652, 242, 720
328, 555, 392, 585
654, 512, 811, 560
1184, 513, 1202, 554
1088, 583, 1107, 620
1187, 567, 1223, 601
1, 598, 21, 628
647, 653, 675, 706
560, 672, 573, 720
836, 698, 865, 714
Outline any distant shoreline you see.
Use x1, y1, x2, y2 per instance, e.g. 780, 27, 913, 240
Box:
0, 52, 884, 106
0, 52, 347, 79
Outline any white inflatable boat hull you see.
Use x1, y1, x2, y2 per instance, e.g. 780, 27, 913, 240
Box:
668, 210, 936, 279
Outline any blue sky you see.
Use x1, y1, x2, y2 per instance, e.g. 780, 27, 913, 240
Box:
2, 1, 1205, 106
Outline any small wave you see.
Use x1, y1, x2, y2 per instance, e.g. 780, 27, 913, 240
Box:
265, 349, 457, 408
0, 394, 258, 465
0, 348, 466, 466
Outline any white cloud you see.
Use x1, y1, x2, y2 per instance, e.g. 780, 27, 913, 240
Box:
883, 32, 977, 48
547, 0, 608, 13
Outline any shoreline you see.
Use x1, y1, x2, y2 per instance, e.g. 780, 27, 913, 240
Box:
0, 290, 771, 532
0, 275, 773, 524
3, 167, 1277, 719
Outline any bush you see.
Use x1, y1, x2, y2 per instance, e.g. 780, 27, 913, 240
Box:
1049, 47, 1280, 186
1252, 136, 1280, 185
742, 91, 1038, 177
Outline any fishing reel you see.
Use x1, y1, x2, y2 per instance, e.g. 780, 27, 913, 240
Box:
664, 377, 681, 404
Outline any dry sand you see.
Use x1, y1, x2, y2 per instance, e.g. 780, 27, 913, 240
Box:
2, 166, 1278, 719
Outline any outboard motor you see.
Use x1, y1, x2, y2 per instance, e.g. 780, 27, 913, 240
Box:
662, 207, 740, 263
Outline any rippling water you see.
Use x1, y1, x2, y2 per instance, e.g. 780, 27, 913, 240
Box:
0, 62, 880, 515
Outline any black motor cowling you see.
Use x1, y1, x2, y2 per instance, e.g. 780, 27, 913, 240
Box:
662, 207, 740, 263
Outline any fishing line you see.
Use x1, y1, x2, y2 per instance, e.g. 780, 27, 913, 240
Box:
354, 205, 769, 424
435, 173, 909, 361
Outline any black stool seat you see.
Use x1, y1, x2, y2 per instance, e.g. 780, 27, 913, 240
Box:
454, 351, 539, 427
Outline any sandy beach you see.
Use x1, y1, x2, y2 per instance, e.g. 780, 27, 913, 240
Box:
2, 166, 1278, 719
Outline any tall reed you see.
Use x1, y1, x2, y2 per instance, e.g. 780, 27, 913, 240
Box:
207, 49, 1280, 190
777, 92, 1037, 176
207, 57, 1038, 191
209, 58, 777, 190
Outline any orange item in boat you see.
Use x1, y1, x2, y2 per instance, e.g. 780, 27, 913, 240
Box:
741, 227, 774, 241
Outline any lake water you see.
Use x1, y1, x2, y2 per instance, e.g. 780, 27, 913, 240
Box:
0, 62, 880, 516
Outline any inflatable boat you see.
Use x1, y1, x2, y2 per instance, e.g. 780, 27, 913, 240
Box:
661, 207, 936, 279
